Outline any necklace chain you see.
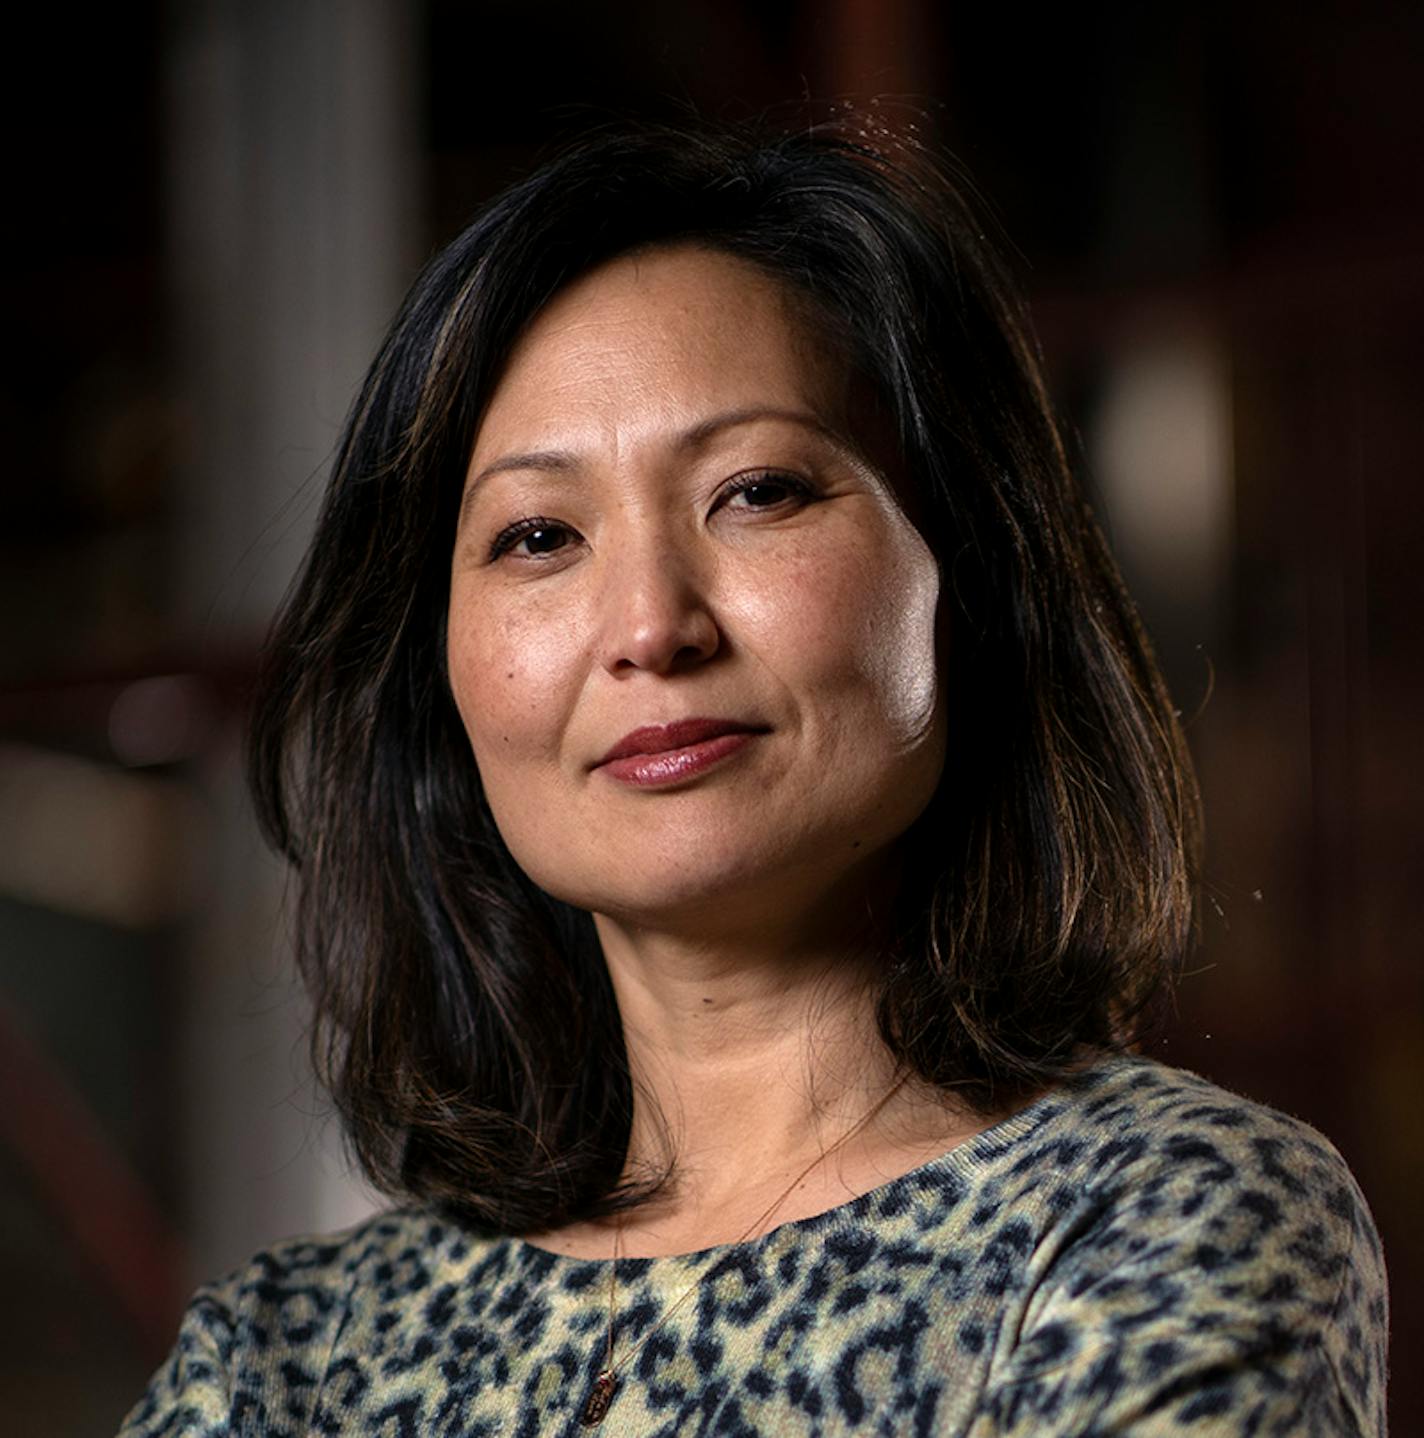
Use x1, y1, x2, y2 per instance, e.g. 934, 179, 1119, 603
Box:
579, 1074, 908, 1427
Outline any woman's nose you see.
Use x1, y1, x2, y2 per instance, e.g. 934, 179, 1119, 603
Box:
595, 540, 722, 677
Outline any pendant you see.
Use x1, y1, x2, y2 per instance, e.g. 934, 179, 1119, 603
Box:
581, 1370, 618, 1426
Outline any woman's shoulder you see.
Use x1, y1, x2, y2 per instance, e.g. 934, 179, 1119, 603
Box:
192, 1206, 511, 1341
949, 1052, 1388, 1436
116, 1208, 503, 1436
219, 1204, 478, 1286
986, 1050, 1352, 1167
986, 1051, 1384, 1265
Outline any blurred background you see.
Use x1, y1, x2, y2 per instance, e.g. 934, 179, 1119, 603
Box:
2, 1, 1420, 1431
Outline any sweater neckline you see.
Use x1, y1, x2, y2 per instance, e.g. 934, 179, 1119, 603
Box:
511, 1053, 1130, 1270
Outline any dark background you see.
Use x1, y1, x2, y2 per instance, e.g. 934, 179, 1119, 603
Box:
2, 2, 1420, 1431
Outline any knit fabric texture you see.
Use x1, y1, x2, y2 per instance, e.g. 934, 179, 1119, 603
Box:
119, 1056, 1389, 1436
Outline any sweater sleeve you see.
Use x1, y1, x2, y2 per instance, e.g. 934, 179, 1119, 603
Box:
967, 1118, 1389, 1437
115, 1228, 365, 1438
115, 1284, 237, 1437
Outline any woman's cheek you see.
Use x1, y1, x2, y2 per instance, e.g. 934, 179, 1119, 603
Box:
799, 527, 940, 746
877, 559, 942, 742
455, 579, 569, 722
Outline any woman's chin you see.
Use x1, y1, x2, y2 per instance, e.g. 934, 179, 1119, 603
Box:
534, 841, 890, 948
556, 866, 782, 936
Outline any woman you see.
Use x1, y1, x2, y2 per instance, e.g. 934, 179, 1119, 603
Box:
121, 117, 1388, 1435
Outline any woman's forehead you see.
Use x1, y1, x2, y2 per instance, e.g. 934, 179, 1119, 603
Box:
468, 244, 871, 476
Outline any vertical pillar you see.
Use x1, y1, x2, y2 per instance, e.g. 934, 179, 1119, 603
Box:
165, 0, 421, 1277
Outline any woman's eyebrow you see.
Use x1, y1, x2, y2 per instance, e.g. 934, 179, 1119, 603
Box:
459, 449, 577, 525
675, 405, 853, 453
466, 448, 578, 491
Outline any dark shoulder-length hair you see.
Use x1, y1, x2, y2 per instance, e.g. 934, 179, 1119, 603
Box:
248, 114, 1201, 1232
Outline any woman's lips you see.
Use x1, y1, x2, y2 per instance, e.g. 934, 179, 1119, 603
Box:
595, 720, 766, 788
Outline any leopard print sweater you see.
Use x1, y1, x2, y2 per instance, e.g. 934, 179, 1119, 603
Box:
118, 1057, 1389, 1435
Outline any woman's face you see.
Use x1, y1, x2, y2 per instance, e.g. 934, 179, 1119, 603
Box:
447, 245, 945, 936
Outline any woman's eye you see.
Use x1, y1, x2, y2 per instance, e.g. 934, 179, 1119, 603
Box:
488, 518, 579, 562
720, 472, 813, 511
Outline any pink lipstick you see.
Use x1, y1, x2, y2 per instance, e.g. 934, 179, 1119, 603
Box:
595, 719, 766, 788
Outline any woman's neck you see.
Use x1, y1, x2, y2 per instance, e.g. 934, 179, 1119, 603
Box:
608, 922, 892, 1170
523, 913, 992, 1259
